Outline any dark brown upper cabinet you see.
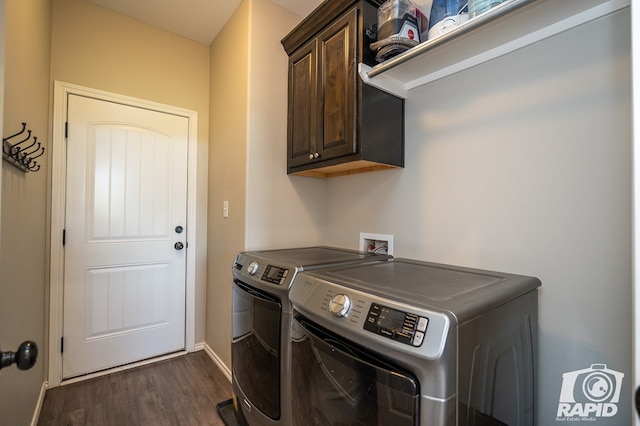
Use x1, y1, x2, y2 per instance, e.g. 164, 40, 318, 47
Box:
282, 0, 404, 178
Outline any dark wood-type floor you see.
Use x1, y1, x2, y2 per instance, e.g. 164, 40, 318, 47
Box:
37, 351, 233, 426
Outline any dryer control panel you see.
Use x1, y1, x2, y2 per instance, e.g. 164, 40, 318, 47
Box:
364, 303, 428, 347
232, 253, 297, 290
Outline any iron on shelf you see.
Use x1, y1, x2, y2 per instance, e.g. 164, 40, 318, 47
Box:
2, 122, 45, 172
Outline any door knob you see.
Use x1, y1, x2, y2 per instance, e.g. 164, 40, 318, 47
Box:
0, 341, 38, 371
175, 242, 184, 250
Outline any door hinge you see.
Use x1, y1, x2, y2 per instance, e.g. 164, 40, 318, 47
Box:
62, 229, 66, 246
64, 122, 68, 138
60, 337, 64, 354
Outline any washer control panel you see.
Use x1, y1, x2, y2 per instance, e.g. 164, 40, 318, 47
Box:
363, 303, 428, 347
290, 274, 451, 358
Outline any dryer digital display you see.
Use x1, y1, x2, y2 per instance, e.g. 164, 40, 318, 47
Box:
262, 265, 289, 285
364, 303, 428, 347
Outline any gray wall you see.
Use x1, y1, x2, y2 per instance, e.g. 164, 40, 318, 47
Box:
324, 8, 631, 424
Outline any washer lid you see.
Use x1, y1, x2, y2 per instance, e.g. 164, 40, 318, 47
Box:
301, 258, 540, 322
248, 246, 390, 270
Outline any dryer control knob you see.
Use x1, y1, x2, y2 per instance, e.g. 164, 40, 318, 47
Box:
247, 261, 259, 275
329, 294, 351, 317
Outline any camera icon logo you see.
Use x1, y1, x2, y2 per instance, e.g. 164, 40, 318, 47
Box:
557, 364, 624, 419
559, 364, 623, 403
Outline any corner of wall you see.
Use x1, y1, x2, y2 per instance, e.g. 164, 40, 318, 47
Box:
205, 0, 250, 367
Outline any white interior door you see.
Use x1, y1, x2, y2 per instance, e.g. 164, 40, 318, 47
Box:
62, 94, 188, 379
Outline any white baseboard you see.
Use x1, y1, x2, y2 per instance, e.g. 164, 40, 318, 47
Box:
31, 381, 47, 426
201, 342, 231, 383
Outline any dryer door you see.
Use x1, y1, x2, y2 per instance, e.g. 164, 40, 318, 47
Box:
291, 312, 419, 426
232, 280, 282, 420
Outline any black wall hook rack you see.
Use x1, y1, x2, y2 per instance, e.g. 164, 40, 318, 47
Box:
2, 122, 45, 172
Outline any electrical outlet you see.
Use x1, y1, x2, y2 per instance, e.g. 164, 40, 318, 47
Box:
359, 232, 394, 256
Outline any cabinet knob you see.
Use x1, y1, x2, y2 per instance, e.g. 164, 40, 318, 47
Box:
309, 152, 320, 159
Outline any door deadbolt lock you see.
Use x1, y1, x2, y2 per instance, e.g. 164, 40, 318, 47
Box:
174, 242, 184, 250
175, 226, 184, 234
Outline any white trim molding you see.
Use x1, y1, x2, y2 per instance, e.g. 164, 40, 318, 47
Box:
30, 381, 47, 426
202, 342, 232, 383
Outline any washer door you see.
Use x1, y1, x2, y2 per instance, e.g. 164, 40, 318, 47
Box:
232, 280, 282, 420
291, 313, 419, 426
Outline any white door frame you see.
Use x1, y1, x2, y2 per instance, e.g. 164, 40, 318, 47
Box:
48, 81, 198, 386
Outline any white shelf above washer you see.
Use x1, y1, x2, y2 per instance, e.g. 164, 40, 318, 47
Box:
359, 0, 630, 99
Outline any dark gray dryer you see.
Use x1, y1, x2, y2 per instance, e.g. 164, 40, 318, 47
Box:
288, 258, 541, 426
230, 246, 391, 426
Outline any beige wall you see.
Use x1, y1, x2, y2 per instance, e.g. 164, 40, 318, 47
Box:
0, 0, 51, 424
50, 0, 210, 112
206, 0, 322, 370
50, 0, 211, 344
207, 0, 250, 369
245, 0, 326, 251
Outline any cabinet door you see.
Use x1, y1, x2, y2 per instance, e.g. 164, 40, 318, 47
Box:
316, 8, 357, 161
287, 39, 317, 168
